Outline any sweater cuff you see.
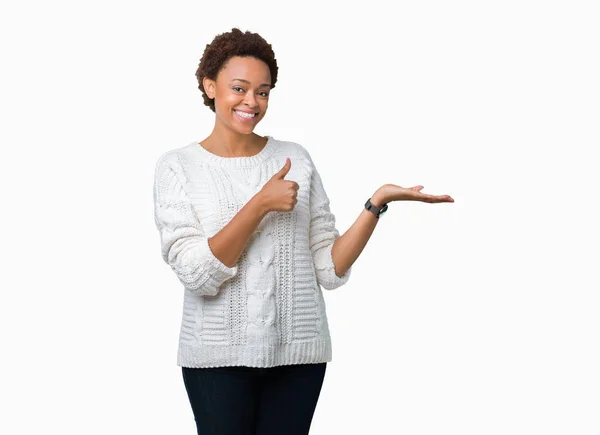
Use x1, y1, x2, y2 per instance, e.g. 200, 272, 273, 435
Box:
314, 243, 351, 290
198, 237, 238, 294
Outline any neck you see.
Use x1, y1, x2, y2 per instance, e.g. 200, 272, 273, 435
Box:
202, 122, 265, 158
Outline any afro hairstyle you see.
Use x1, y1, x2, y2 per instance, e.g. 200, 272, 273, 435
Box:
196, 28, 279, 113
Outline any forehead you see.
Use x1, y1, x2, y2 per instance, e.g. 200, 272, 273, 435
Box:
218, 56, 271, 85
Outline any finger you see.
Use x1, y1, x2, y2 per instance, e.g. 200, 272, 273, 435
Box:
275, 158, 291, 179
419, 194, 438, 203
432, 195, 454, 203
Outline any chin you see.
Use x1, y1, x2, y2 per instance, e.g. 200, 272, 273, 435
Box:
230, 125, 255, 135
232, 120, 260, 134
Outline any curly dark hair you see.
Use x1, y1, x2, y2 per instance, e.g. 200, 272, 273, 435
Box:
196, 28, 279, 113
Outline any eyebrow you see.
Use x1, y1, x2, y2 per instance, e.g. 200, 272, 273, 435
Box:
231, 78, 272, 88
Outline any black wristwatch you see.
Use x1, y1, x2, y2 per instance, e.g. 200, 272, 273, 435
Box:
365, 197, 388, 218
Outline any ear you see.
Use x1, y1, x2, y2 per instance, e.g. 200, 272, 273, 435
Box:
203, 77, 216, 99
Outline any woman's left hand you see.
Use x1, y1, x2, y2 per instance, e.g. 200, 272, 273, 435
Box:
373, 184, 454, 205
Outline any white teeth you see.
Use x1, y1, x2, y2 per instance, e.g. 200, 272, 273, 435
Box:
235, 110, 256, 119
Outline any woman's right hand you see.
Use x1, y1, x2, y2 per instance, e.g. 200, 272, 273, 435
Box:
257, 158, 299, 212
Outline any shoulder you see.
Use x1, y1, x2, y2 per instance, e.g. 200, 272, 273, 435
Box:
154, 142, 197, 175
270, 137, 315, 168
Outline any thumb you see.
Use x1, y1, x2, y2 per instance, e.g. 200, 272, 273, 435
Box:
275, 157, 291, 179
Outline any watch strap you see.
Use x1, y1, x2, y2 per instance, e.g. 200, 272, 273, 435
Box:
365, 197, 388, 218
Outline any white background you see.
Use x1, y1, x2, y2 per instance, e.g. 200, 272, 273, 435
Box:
1, 0, 599, 434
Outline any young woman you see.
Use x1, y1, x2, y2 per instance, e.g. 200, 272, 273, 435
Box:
153, 27, 454, 435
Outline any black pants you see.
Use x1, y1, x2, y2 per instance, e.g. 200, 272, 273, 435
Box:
181, 362, 327, 435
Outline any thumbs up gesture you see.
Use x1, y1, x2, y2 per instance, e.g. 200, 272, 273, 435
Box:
258, 158, 299, 212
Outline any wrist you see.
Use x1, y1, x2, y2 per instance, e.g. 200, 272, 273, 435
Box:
250, 192, 270, 217
370, 191, 387, 208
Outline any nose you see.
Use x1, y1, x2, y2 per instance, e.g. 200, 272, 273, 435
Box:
243, 91, 258, 108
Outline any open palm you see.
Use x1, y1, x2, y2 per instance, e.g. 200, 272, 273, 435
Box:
378, 183, 454, 204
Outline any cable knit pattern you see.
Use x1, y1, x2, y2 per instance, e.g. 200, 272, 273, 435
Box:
153, 135, 351, 368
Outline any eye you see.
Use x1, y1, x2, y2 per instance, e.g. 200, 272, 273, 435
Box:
233, 86, 269, 97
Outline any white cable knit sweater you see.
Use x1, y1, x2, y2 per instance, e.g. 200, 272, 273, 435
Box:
153, 135, 352, 368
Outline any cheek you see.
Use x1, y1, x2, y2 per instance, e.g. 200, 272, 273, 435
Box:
231, 94, 244, 104
220, 92, 243, 107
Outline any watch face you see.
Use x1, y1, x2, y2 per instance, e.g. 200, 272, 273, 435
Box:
380, 204, 388, 215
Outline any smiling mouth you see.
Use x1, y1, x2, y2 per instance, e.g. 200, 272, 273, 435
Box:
234, 109, 258, 121
234, 110, 258, 120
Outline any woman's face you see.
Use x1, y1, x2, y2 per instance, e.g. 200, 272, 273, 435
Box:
204, 56, 272, 134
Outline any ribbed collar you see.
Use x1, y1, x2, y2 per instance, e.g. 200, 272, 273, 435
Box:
189, 135, 277, 168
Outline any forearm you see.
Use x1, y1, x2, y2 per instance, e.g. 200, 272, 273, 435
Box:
331, 192, 386, 277
208, 194, 269, 268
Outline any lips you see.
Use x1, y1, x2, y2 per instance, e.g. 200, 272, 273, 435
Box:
234, 109, 258, 116
233, 109, 258, 121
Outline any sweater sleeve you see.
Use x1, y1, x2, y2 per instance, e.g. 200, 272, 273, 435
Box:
307, 155, 352, 290
153, 154, 238, 296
